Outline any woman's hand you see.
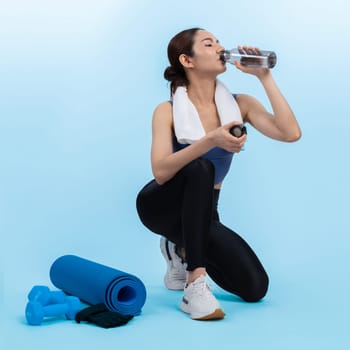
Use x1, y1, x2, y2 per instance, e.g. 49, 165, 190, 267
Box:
207, 121, 247, 153
234, 46, 270, 80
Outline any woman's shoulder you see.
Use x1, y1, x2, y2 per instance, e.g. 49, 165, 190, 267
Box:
234, 94, 258, 121
234, 93, 254, 102
153, 101, 173, 125
155, 100, 172, 110
153, 100, 173, 116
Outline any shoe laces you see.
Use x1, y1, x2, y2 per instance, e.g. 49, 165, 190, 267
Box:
192, 276, 211, 297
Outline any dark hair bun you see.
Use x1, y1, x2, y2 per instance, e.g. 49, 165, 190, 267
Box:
164, 66, 177, 82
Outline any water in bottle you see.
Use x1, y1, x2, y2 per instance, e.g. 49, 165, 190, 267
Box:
221, 48, 277, 69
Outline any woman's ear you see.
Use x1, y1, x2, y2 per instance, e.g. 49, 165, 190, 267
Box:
179, 54, 194, 69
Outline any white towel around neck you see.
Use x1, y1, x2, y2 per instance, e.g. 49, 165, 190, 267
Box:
172, 80, 242, 144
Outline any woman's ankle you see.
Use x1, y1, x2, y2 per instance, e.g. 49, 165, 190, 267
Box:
187, 267, 206, 285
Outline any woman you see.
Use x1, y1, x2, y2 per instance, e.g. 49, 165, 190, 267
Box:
136, 28, 301, 321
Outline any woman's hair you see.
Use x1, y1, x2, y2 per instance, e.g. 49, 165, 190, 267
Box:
164, 27, 204, 95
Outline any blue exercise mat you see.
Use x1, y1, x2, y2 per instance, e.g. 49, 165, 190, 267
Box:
50, 255, 147, 316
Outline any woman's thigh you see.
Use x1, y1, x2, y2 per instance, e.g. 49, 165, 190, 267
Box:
136, 158, 215, 247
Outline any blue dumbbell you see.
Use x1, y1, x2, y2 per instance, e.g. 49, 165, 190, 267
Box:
28, 285, 66, 306
25, 296, 81, 325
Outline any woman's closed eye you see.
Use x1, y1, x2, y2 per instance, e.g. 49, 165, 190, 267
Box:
201, 36, 220, 48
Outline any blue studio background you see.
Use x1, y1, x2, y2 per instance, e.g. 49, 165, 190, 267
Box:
1, 0, 349, 349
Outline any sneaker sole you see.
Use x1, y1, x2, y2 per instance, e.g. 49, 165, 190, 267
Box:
192, 308, 225, 321
180, 302, 225, 320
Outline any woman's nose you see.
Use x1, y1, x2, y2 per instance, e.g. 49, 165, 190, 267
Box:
217, 44, 225, 52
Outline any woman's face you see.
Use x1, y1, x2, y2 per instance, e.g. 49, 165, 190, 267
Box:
189, 30, 226, 75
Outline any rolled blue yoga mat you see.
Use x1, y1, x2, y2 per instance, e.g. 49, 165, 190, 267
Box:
50, 255, 146, 316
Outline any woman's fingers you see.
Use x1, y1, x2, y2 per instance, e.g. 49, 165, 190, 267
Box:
226, 134, 246, 152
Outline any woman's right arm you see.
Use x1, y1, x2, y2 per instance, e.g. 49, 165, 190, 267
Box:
151, 102, 213, 185
151, 102, 245, 185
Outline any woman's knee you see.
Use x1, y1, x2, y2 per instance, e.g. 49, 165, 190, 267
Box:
182, 158, 215, 183
242, 270, 269, 302
136, 184, 149, 215
136, 181, 159, 224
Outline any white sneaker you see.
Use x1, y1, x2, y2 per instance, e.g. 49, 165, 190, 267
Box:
160, 237, 187, 290
180, 275, 225, 320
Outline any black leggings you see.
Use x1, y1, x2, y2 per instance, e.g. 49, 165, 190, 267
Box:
136, 158, 269, 302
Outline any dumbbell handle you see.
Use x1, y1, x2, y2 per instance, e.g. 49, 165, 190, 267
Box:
40, 303, 74, 318
26, 296, 81, 325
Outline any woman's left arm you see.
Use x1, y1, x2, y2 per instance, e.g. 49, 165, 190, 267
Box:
235, 61, 302, 142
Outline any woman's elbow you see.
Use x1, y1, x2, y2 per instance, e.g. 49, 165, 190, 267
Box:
152, 169, 168, 186
284, 129, 302, 142
154, 177, 166, 186
152, 162, 177, 185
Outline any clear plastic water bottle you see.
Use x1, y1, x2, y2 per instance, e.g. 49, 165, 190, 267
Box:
220, 48, 277, 69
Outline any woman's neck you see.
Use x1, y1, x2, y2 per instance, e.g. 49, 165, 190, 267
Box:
187, 78, 216, 107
